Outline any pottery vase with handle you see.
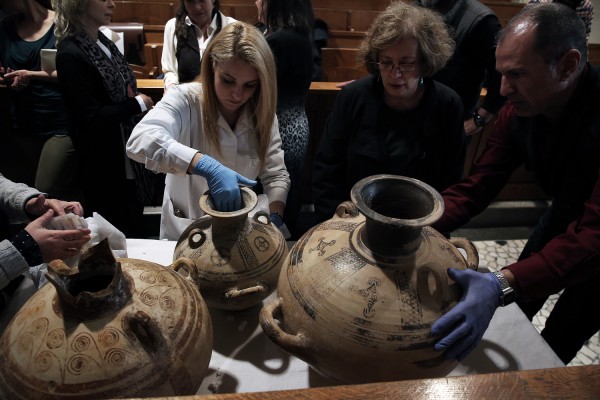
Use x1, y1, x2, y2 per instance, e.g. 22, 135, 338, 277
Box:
260, 175, 479, 383
0, 239, 213, 399
174, 187, 288, 311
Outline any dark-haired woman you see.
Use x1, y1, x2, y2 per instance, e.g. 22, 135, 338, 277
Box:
162, 0, 236, 91
311, 1, 466, 229
256, 0, 314, 238
0, 0, 80, 200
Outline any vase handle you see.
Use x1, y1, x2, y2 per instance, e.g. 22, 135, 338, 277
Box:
225, 283, 267, 299
169, 257, 199, 284
334, 201, 359, 219
449, 237, 479, 271
187, 228, 206, 249
252, 210, 271, 225
259, 297, 310, 359
123, 310, 167, 356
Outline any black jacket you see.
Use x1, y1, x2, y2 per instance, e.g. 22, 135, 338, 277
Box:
312, 75, 466, 221
432, 0, 505, 117
55, 36, 145, 236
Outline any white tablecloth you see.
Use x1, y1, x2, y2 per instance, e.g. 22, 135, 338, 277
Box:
1, 239, 564, 395
125, 239, 564, 394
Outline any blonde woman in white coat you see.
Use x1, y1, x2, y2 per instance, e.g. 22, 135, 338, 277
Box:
127, 22, 290, 240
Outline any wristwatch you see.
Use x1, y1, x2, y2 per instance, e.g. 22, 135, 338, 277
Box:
473, 111, 486, 128
492, 271, 518, 306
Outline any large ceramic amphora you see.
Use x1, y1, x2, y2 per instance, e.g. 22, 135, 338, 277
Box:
260, 175, 478, 384
173, 187, 288, 310
0, 239, 213, 399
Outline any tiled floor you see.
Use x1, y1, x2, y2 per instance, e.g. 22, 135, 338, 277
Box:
474, 239, 600, 367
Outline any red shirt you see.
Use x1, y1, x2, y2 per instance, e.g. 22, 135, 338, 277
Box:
434, 102, 600, 301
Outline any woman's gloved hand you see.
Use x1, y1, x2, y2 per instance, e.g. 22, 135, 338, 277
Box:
193, 155, 256, 211
270, 212, 283, 228
430, 268, 501, 361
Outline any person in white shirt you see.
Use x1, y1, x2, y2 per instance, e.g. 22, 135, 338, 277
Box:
162, 0, 236, 91
127, 21, 290, 240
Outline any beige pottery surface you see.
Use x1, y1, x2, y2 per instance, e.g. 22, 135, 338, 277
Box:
260, 175, 478, 383
174, 187, 288, 310
0, 240, 213, 399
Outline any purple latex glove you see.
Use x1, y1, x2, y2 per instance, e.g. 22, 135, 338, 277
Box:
431, 268, 501, 361
193, 155, 256, 211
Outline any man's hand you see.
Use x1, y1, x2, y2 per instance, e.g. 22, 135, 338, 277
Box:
25, 194, 84, 217
24, 210, 91, 263
430, 268, 501, 361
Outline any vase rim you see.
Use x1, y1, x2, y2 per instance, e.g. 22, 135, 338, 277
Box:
199, 186, 258, 217
350, 174, 444, 227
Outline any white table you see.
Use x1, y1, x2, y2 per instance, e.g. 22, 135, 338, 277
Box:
125, 239, 564, 394
1, 239, 564, 395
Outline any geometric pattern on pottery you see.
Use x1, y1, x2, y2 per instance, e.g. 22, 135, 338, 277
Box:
0, 260, 208, 397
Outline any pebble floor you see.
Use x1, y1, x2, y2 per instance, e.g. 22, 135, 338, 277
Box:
474, 239, 600, 366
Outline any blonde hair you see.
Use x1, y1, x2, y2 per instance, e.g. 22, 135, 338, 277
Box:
52, 0, 89, 45
199, 21, 277, 167
358, 0, 454, 77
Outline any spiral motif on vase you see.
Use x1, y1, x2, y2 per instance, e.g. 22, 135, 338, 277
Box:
34, 350, 55, 372
29, 317, 49, 336
140, 289, 159, 306
67, 354, 90, 375
104, 348, 127, 366
98, 327, 120, 347
14, 300, 45, 326
157, 271, 175, 286
159, 293, 176, 310
71, 332, 92, 352
46, 328, 66, 349
140, 271, 157, 285
17, 332, 33, 353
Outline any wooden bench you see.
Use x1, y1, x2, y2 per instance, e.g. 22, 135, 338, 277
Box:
112, 0, 176, 25
484, 1, 525, 26
143, 43, 163, 78
320, 47, 367, 82
588, 43, 600, 67
108, 0, 525, 78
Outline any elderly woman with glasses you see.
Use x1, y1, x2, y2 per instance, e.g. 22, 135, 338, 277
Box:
307, 0, 466, 231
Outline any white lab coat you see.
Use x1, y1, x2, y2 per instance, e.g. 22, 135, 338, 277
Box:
126, 83, 290, 240
161, 12, 237, 88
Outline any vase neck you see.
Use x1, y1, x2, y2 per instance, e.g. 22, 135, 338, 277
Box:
360, 217, 422, 256
211, 213, 249, 236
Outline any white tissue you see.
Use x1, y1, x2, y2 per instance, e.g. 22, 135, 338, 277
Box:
28, 212, 128, 288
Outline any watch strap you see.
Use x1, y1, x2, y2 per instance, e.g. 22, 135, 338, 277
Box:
492, 271, 518, 306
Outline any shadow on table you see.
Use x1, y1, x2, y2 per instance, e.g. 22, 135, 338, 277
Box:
459, 339, 519, 374
209, 303, 262, 355
202, 367, 240, 394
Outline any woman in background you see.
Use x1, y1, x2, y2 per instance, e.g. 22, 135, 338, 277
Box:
128, 22, 290, 241
0, 0, 80, 200
256, 0, 314, 238
309, 1, 466, 231
53, 0, 154, 238
162, 0, 236, 91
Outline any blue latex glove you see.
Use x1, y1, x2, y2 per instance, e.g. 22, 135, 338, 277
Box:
430, 268, 501, 361
270, 212, 284, 228
193, 155, 256, 211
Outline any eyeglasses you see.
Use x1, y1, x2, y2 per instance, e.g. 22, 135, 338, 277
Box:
372, 61, 417, 73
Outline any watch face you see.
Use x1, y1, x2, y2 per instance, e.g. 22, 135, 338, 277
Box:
473, 113, 485, 127
503, 289, 518, 306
